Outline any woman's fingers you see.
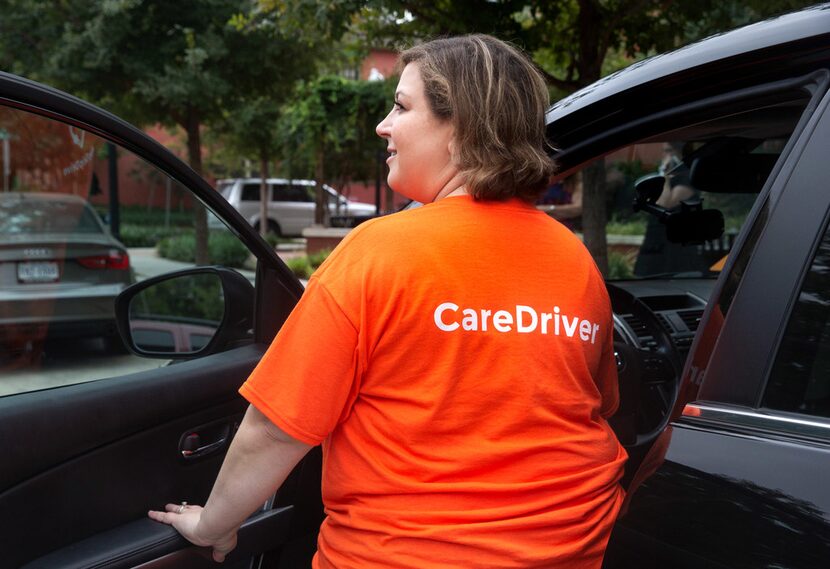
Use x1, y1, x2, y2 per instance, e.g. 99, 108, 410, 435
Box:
148, 504, 236, 561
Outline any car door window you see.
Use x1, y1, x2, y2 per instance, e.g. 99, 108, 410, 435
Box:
241, 183, 260, 201
272, 183, 313, 202
0, 103, 251, 396
764, 224, 830, 418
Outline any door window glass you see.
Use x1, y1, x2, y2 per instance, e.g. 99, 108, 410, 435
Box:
241, 184, 260, 201
0, 104, 252, 396
765, 226, 830, 418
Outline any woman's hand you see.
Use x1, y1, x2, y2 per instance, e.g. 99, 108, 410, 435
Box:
148, 503, 237, 562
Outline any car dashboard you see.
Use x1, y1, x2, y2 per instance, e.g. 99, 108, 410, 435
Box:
610, 278, 714, 358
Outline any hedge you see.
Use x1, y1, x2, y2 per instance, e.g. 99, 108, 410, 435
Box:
157, 232, 251, 268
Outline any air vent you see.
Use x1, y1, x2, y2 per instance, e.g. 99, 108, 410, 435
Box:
621, 313, 657, 350
677, 309, 704, 332
656, 313, 676, 334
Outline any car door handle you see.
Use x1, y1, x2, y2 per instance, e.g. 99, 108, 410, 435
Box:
179, 420, 237, 460
181, 437, 227, 458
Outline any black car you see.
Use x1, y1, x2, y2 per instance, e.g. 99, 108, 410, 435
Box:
1, 4, 830, 568
543, 5, 830, 567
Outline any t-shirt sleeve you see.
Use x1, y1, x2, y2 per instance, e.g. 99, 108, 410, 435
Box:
239, 276, 361, 446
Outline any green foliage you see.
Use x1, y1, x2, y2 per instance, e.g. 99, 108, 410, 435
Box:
284, 248, 332, 280
606, 218, 647, 236
285, 256, 313, 280
119, 224, 189, 248
158, 231, 250, 268
358, 1, 818, 93
131, 272, 224, 324
308, 248, 332, 269
607, 250, 636, 280
106, 206, 194, 228
276, 75, 394, 183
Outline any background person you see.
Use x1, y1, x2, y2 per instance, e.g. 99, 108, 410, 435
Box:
536, 172, 583, 230
634, 141, 705, 276
149, 35, 626, 568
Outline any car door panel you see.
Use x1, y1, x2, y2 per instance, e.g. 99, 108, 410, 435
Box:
605, 420, 830, 568
0, 70, 313, 568
22, 506, 295, 569
0, 345, 267, 567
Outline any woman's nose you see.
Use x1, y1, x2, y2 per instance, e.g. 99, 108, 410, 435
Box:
376, 112, 392, 138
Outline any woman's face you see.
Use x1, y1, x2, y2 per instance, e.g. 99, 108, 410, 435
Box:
376, 63, 459, 203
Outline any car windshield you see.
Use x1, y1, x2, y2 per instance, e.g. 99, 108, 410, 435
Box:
0, 196, 103, 234
547, 91, 814, 281
564, 140, 764, 280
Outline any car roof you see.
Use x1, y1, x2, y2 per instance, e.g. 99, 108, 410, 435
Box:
546, 4, 830, 171
218, 178, 320, 186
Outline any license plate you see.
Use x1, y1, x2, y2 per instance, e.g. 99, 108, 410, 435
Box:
17, 262, 59, 283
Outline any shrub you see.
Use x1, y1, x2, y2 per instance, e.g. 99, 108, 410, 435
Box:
119, 224, 187, 247
283, 249, 332, 280
157, 234, 196, 263
157, 231, 250, 268
308, 248, 332, 270
209, 232, 251, 267
606, 217, 647, 236
608, 250, 636, 279
99, 205, 194, 228
286, 256, 313, 280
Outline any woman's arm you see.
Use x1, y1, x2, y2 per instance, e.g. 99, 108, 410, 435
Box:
148, 404, 312, 562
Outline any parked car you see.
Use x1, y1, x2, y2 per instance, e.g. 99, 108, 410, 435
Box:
2, 4, 830, 568
0, 192, 132, 351
213, 177, 376, 236
542, 5, 830, 567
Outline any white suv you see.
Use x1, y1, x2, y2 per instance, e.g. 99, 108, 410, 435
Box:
214, 178, 376, 236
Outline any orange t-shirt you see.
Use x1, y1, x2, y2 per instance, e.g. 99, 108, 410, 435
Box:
240, 195, 626, 568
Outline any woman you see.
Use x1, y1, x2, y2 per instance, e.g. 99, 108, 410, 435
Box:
149, 35, 626, 568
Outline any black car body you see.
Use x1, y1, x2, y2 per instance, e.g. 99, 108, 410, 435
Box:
1, 4, 830, 569
543, 5, 830, 567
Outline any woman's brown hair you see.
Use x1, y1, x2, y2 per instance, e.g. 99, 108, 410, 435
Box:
399, 35, 554, 202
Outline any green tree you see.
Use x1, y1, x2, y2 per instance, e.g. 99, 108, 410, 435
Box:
356, 0, 817, 273
277, 75, 394, 224
0, 0, 324, 260
215, 2, 368, 238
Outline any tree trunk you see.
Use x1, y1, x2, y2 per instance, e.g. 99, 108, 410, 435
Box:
575, 0, 609, 273
184, 108, 209, 265
583, 157, 609, 276
314, 148, 326, 226
259, 152, 269, 239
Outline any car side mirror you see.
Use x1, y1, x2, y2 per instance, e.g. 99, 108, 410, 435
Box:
114, 266, 254, 358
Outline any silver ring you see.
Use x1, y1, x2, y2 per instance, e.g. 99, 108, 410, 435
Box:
177, 501, 187, 514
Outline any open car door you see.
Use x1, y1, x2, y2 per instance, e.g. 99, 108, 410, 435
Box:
0, 71, 323, 568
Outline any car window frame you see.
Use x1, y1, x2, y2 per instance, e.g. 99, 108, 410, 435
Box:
691, 72, 830, 408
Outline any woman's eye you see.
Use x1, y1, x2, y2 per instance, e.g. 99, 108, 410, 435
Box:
393, 101, 404, 111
